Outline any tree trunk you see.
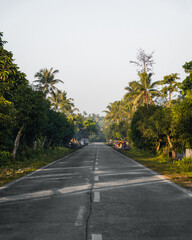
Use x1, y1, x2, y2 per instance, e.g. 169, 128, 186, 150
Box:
48, 138, 52, 147
167, 135, 173, 148
186, 149, 192, 158
13, 126, 24, 160
145, 91, 148, 108
167, 135, 176, 159
169, 91, 172, 107
172, 149, 177, 159
42, 136, 47, 148
156, 140, 161, 152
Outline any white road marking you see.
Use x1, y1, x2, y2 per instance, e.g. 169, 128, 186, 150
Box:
92, 234, 102, 240
114, 150, 192, 197
0, 149, 82, 191
27, 173, 77, 179
75, 206, 85, 226
56, 165, 92, 169
94, 176, 162, 189
34, 177, 72, 182
0, 184, 93, 204
95, 162, 98, 165
95, 167, 98, 171
0, 190, 54, 203
93, 191, 100, 202
59, 184, 91, 194
95, 176, 99, 181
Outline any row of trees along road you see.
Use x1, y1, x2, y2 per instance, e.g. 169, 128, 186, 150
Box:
104, 48, 192, 158
0, 32, 100, 163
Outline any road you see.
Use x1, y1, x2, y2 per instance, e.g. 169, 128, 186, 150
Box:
0, 143, 192, 240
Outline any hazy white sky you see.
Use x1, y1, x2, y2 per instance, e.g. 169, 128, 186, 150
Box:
1, 0, 192, 115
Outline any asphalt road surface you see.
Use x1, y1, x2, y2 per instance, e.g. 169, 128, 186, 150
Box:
0, 143, 192, 240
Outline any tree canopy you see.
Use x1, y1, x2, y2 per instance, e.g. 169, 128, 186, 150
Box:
104, 48, 192, 158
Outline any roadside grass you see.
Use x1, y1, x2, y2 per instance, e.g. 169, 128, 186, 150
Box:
116, 148, 192, 191
0, 147, 77, 187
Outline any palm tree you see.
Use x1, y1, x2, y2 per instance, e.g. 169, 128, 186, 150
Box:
33, 68, 63, 95
125, 72, 160, 108
48, 89, 61, 111
48, 90, 79, 115
120, 98, 134, 122
124, 82, 143, 110
58, 91, 79, 116
104, 101, 122, 124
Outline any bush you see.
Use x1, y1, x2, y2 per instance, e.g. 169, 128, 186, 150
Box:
0, 151, 12, 167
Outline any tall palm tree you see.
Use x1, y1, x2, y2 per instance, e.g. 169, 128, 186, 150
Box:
48, 90, 79, 115
33, 68, 63, 95
48, 89, 61, 111
125, 72, 160, 108
120, 98, 134, 122
58, 91, 79, 116
124, 82, 143, 110
104, 101, 122, 124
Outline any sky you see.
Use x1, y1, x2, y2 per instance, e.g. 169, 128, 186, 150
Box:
1, 0, 192, 115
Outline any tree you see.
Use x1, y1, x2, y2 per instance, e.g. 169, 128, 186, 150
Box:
131, 105, 177, 157
160, 73, 180, 107
73, 113, 99, 141
104, 99, 132, 142
12, 85, 49, 159
124, 82, 140, 111
0, 96, 16, 150
48, 90, 78, 118
104, 101, 122, 123
33, 68, 63, 95
126, 72, 160, 108
58, 91, 78, 116
130, 48, 155, 73
43, 109, 74, 147
172, 96, 192, 149
48, 89, 61, 111
0, 32, 77, 163
82, 119, 98, 138
182, 61, 192, 97
88, 114, 106, 142
183, 61, 192, 74
0, 32, 29, 153
0, 32, 7, 47
148, 107, 177, 157
130, 105, 160, 150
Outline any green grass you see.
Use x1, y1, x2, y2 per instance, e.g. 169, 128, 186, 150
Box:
0, 147, 77, 187
116, 148, 192, 191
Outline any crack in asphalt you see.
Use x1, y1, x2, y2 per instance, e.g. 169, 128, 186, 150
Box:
85, 147, 97, 240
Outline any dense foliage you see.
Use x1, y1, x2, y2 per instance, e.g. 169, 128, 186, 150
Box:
0, 33, 102, 165
104, 49, 192, 158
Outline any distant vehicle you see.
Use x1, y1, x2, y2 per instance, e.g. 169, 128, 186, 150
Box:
80, 138, 88, 147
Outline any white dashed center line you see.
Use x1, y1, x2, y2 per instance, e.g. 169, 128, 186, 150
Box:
95, 176, 99, 181
93, 191, 100, 202
92, 234, 102, 240
75, 206, 85, 226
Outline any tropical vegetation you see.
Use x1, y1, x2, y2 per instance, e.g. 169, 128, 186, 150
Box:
1, 31, 192, 187
104, 48, 192, 160
0, 32, 103, 173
